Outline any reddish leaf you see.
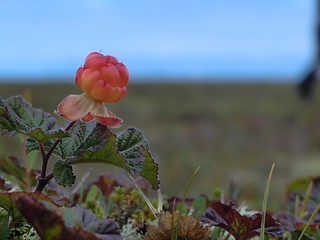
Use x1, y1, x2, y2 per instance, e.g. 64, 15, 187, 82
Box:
14, 195, 121, 240
295, 222, 320, 236
277, 210, 320, 237
166, 195, 195, 214
78, 173, 153, 204
45, 189, 74, 207
62, 206, 121, 239
276, 211, 301, 232
0, 192, 57, 220
201, 201, 283, 240
86, 173, 126, 201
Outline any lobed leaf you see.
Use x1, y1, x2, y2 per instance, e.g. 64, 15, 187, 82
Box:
116, 127, 148, 152
60, 124, 159, 189
56, 120, 96, 158
27, 121, 160, 190
14, 194, 121, 240
53, 160, 76, 187
0, 192, 56, 221
200, 201, 283, 240
116, 127, 159, 189
61, 207, 121, 239
65, 124, 127, 167
138, 147, 159, 190
144, 211, 211, 240
0, 95, 68, 141
26, 121, 95, 157
276, 211, 300, 232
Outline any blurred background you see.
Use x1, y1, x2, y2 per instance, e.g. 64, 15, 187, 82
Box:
1, 0, 320, 210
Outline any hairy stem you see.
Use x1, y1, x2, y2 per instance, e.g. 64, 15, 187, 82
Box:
35, 121, 76, 192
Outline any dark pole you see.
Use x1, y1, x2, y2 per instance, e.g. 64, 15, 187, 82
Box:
316, 0, 320, 61
299, 0, 319, 98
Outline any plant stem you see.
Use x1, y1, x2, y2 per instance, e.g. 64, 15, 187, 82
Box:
35, 121, 76, 192
38, 141, 47, 179
45, 172, 54, 182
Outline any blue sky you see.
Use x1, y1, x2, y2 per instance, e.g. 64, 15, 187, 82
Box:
0, 0, 316, 82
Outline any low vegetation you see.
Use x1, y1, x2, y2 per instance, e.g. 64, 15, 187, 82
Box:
1, 83, 320, 239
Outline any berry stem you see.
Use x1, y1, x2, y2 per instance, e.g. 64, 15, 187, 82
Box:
35, 121, 76, 192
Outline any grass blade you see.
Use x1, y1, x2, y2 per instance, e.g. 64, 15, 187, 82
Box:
260, 163, 275, 240
174, 166, 200, 240
129, 175, 157, 218
299, 181, 313, 218
298, 203, 320, 240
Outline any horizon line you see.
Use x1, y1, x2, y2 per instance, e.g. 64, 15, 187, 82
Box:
0, 76, 301, 84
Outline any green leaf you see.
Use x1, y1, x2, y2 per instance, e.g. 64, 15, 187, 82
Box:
0, 95, 68, 141
0, 106, 5, 115
56, 121, 96, 159
66, 125, 159, 189
66, 124, 127, 167
286, 177, 319, 194
116, 127, 148, 151
27, 121, 95, 157
191, 196, 208, 219
0, 155, 38, 189
85, 185, 101, 203
0, 155, 27, 187
53, 160, 76, 187
29, 122, 160, 189
139, 147, 159, 190
0, 192, 23, 220
116, 127, 159, 189
286, 177, 320, 221
0, 208, 9, 240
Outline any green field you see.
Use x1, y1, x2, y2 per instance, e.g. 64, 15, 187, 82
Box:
1, 82, 320, 210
